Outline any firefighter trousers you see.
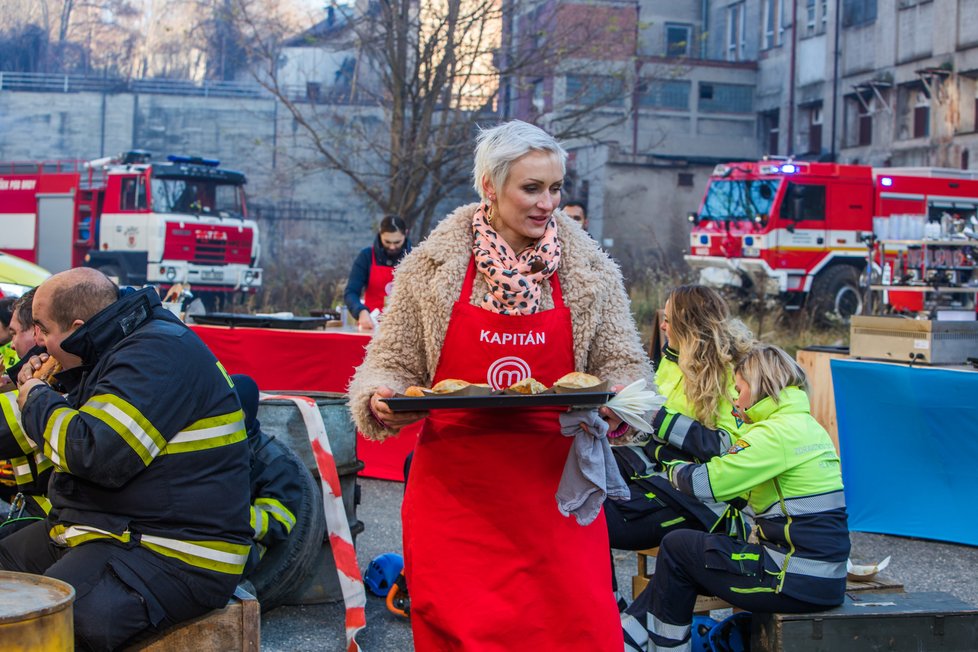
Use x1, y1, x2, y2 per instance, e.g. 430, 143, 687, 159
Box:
623, 529, 831, 650
0, 520, 237, 652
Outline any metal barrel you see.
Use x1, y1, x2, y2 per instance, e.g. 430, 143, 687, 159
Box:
257, 391, 364, 604
0, 571, 75, 651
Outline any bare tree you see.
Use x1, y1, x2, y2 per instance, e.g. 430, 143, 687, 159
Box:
236, 0, 637, 236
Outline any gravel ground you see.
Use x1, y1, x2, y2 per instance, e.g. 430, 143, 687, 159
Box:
260, 478, 978, 651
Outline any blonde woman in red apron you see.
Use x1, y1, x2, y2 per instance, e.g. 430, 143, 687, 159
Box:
343, 215, 411, 330
349, 120, 652, 651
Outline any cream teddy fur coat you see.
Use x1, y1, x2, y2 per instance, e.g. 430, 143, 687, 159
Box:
347, 203, 653, 441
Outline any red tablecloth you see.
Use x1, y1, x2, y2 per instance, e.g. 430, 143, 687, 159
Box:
190, 324, 418, 481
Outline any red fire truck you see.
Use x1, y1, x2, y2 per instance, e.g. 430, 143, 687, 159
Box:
684, 159, 978, 319
0, 151, 262, 302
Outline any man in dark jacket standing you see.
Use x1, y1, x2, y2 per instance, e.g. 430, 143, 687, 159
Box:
0, 268, 252, 651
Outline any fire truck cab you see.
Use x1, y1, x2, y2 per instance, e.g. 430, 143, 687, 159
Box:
0, 151, 261, 299
685, 159, 978, 319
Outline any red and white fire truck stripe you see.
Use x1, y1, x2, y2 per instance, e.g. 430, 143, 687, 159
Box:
261, 394, 366, 651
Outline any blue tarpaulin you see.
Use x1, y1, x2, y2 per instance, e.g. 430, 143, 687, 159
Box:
831, 358, 978, 546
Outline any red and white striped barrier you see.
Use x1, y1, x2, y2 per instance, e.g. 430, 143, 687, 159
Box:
261, 393, 366, 651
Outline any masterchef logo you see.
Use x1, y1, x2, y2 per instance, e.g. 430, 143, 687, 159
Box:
487, 356, 531, 390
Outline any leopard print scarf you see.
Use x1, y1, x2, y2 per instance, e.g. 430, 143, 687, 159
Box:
471, 203, 561, 315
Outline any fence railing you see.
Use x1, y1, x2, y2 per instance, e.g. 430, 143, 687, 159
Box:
0, 72, 266, 99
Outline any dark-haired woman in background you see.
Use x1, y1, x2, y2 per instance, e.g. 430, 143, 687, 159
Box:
344, 215, 412, 331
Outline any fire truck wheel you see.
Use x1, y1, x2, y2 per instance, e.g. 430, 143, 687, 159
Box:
245, 436, 327, 613
809, 265, 863, 324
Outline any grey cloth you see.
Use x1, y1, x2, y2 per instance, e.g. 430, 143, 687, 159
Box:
556, 409, 630, 526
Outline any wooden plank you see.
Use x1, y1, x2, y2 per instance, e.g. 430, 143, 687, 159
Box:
796, 348, 846, 454
125, 591, 260, 652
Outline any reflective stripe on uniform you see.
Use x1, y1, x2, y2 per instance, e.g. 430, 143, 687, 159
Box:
666, 414, 694, 450
80, 395, 166, 466
650, 613, 691, 645
31, 495, 52, 515
1, 391, 37, 455
140, 534, 251, 575
255, 497, 296, 533
43, 407, 77, 472
14, 451, 54, 485
755, 490, 846, 520
250, 505, 269, 540
161, 411, 246, 455
690, 465, 714, 501
50, 523, 132, 546
11, 456, 32, 484
621, 612, 649, 652
47, 524, 249, 575
764, 547, 847, 579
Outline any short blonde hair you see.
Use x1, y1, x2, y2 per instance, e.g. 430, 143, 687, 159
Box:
734, 344, 808, 406
472, 120, 567, 201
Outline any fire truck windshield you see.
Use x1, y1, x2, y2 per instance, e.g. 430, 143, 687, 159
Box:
699, 179, 780, 222
150, 178, 244, 218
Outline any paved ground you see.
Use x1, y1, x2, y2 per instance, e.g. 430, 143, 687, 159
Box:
261, 477, 978, 651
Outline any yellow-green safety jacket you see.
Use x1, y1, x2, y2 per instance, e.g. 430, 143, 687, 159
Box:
670, 386, 850, 605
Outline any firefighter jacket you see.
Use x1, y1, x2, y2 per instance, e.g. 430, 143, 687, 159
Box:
612, 347, 747, 536
0, 390, 53, 518
670, 386, 850, 605
247, 427, 302, 557
18, 287, 253, 578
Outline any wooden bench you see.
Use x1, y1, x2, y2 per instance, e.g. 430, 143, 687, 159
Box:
125, 586, 260, 651
632, 547, 904, 614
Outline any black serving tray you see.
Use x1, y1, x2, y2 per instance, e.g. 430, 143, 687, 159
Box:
191, 312, 329, 330
381, 391, 615, 412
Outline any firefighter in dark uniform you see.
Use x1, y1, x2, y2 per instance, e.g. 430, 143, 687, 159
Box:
622, 344, 850, 652
230, 374, 303, 559
0, 268, 252, 652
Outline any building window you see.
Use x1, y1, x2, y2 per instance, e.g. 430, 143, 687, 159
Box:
699, 83, 753, 113
306, 82, 321, 102
761, 109, 780, 155
806, 0, 817, 35
678, 173, 694, 187
727, 2, 746, 61
665, 23, 693, 58
913, 89, 930, 138
565, 75, 626, 108
638, 79, 691, 110
858, 100, 873, 146
842, 0, 877, 27
808, 105, 823, 155
762, 0, 785, 49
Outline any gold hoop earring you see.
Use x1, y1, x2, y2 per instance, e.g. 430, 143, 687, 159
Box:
486, 202, 496, 225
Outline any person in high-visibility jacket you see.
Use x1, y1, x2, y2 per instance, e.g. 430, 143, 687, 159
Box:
608, 285, 754, 608
622, 343, 850, 652
344, 215, 412, 331
0, 268, 253, 651
0, 288, 53, 531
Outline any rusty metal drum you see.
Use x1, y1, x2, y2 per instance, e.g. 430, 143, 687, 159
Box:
0, 571, 75, 651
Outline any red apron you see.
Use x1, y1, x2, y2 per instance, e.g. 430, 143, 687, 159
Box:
402, 258, 622, 652
364, 249, 395, 313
